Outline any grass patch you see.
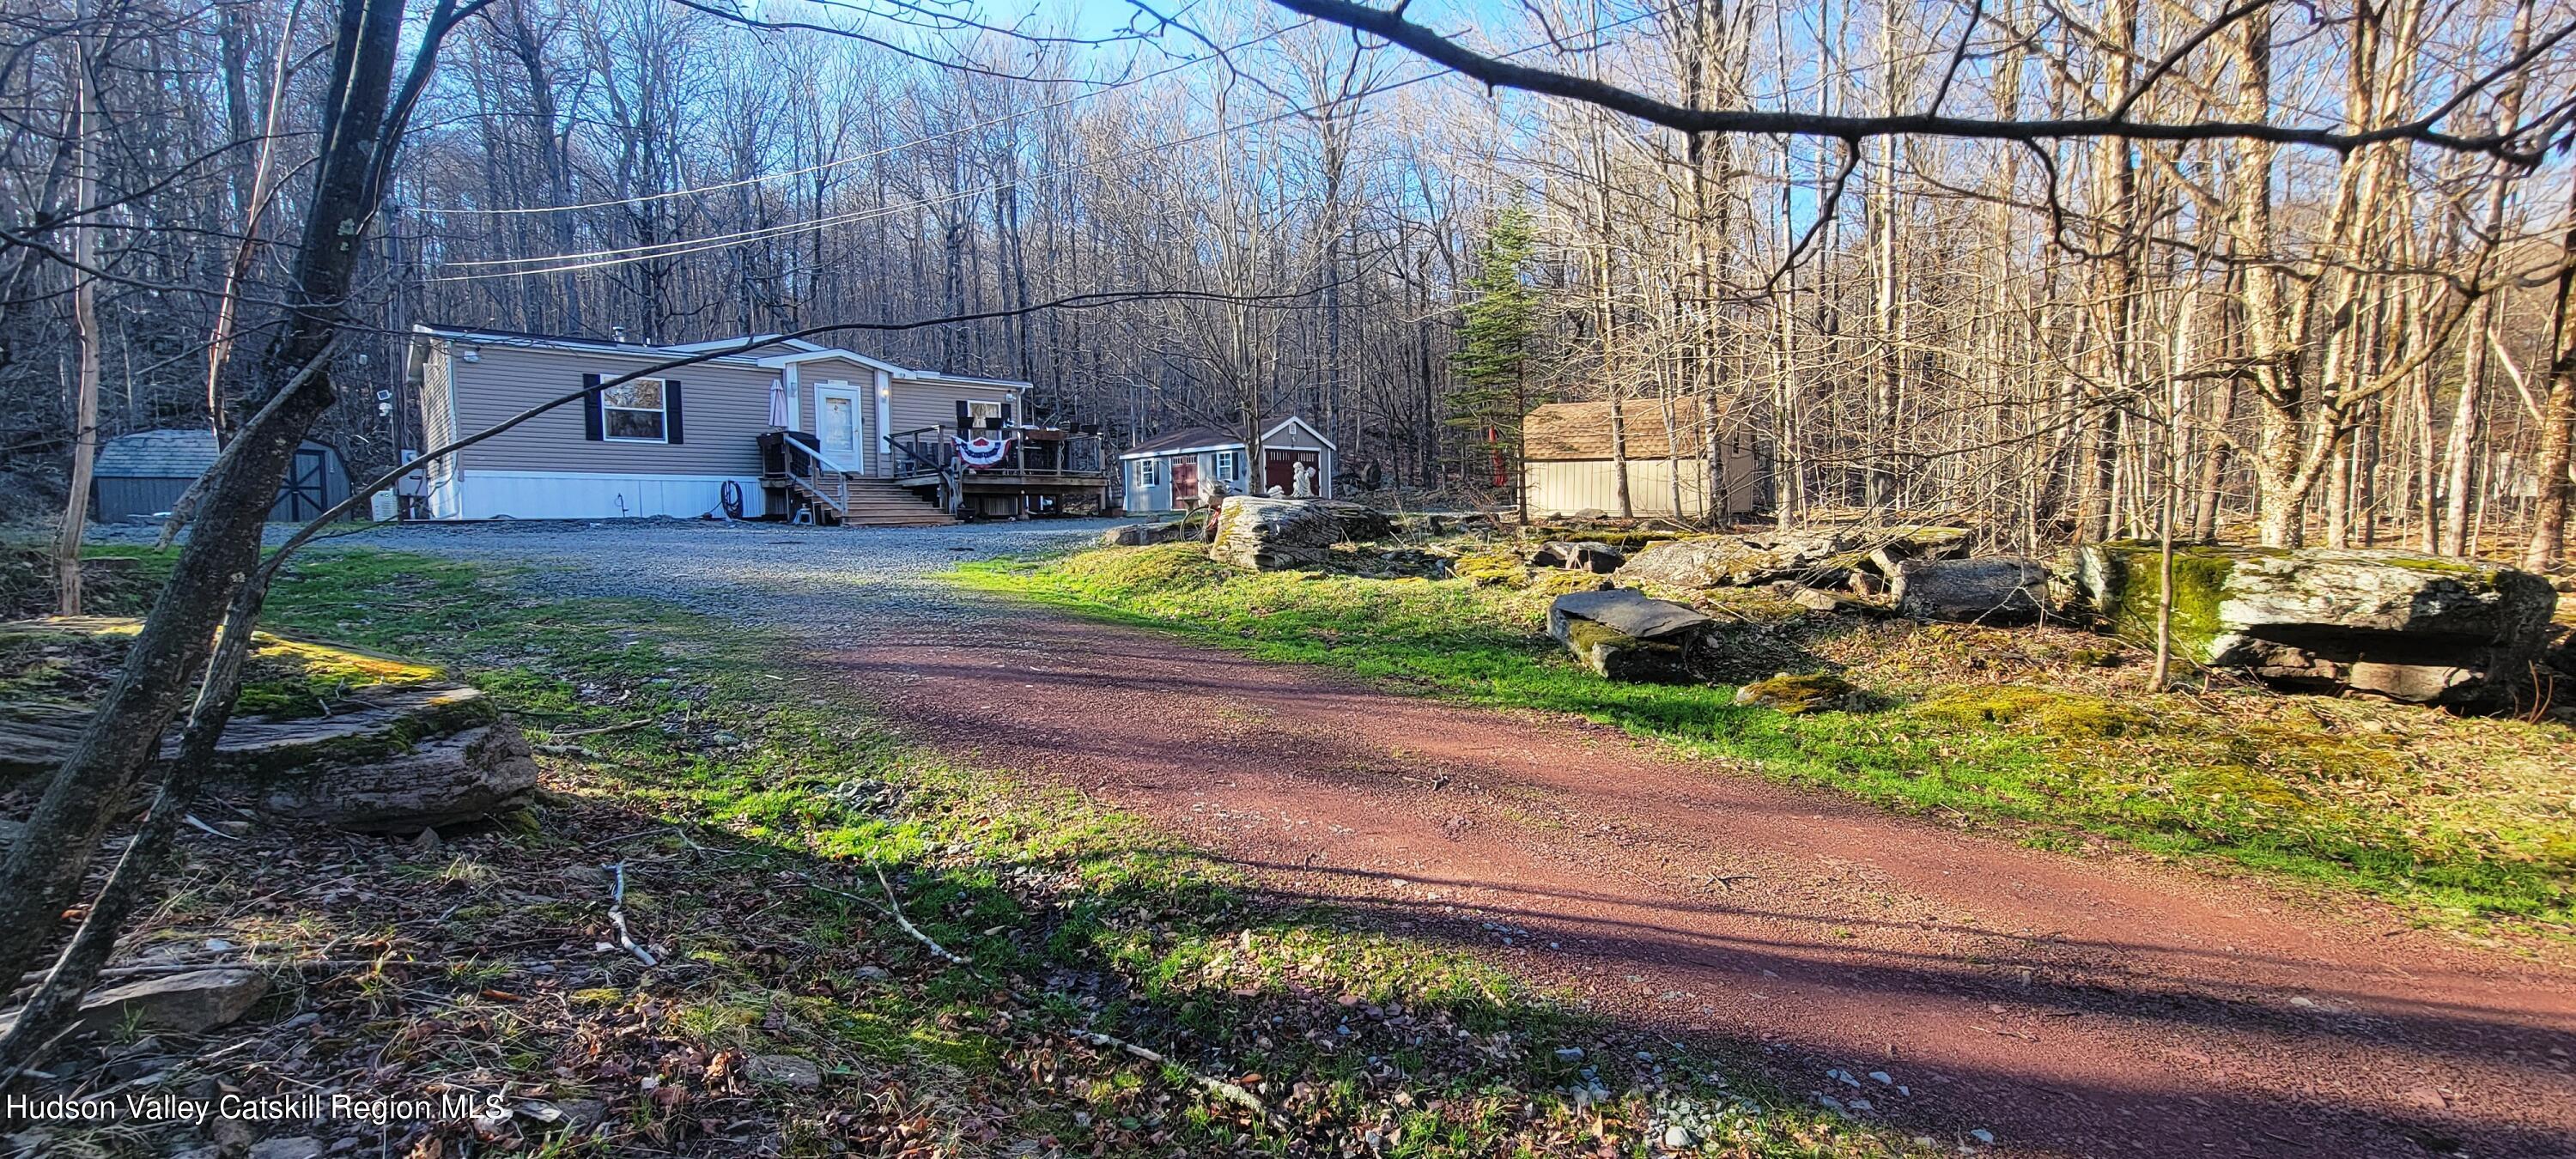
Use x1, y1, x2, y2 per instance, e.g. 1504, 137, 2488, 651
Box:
958, 544, 2576, 936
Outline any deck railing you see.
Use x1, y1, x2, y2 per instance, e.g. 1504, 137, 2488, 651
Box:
886, 425, 1107, 480
759, 430, 856, 513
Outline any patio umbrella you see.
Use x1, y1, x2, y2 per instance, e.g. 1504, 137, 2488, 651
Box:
767, 379, 789, 428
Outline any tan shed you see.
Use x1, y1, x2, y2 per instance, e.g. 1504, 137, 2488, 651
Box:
1522, 397, 1760, 519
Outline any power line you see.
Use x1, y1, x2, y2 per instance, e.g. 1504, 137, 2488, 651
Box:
423, 20, 1314, 222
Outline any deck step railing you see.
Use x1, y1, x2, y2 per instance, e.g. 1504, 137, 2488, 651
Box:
761, 430, 952, 525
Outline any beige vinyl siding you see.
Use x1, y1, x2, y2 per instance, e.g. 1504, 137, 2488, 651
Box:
418, 345, 459, 483
449, 343, 770, 476
1528, 459, 1710, 518
888, 378, 1016, 439
1527, 451, 1760, 519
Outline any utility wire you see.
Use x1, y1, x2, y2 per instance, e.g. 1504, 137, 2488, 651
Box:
422, 19, 1315, 222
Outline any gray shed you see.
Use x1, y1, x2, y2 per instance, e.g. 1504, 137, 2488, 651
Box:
91, 429, 352, 523
1118, 415, 1336, 513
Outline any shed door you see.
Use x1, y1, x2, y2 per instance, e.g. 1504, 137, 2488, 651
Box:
1170, 459, 1199, 502
277, 447, 331, 521
1264, 449, 1320, 494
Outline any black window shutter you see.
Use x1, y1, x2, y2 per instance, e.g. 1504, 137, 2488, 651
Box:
1001, 402, 1013, 424
582, 374, 604, 440
954, 399, 970, 427
665, 379, 683, 444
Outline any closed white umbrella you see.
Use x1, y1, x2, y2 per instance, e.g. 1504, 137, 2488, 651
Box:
767, 379, 789, 428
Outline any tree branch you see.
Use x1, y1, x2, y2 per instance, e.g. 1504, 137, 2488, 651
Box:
1265, 0, 2564, 161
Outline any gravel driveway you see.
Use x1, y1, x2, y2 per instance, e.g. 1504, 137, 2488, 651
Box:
261, 518, 1125, 627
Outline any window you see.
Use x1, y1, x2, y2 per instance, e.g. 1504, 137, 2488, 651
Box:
602, 379, 667, 442
966, 399, 1004, 427
1139, 458, 1161, 488
1213, 450, 1239, 480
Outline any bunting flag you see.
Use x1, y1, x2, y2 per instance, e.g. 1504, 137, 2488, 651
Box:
953, 434, 1014, 470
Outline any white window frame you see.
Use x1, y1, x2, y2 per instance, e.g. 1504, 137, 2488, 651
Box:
1213, 450, 1239, 480
602, 377, 669, 444
965, 399, 1005, 427
1138, 458, 1161, 488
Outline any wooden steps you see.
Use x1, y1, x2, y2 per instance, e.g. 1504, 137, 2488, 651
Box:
778, 472, 953, 526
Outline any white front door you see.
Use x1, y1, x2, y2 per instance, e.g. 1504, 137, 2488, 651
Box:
816, 385, 862, 467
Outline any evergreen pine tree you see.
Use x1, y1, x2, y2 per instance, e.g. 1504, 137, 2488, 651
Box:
1450, 206, 1541, 515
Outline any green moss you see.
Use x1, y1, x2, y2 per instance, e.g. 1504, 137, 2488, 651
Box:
2377, 554, 2499, 577
1522, 570, 1609, 598
1449, 549, 1529, 588
1516, 527, 1678, 550
0, 616, 445, 722
1913, 685, 2152, 738
2092, 543, 2234, 657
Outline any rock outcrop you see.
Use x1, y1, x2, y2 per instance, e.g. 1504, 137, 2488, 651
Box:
1209, 497, 1391, 570
1617, 527, 1966, 590
2065, 543, 2556, 707
1892, 557, 2050, 624
1546, 589, 1711, 682
1530, 541, 1626, 573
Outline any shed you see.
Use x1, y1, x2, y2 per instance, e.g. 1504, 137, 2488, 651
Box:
1522, 398, 1761, 519
1117, 416, 1335, 513
91, 429, 353, 524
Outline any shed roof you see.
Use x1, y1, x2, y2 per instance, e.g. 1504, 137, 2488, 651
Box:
1123, 426, 1236, 458
1524, 398, 1711, 461
1120, 415, 1333, 459
94, 429, 222, 479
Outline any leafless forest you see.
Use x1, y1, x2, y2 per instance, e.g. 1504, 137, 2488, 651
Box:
4, 0, 2574, 561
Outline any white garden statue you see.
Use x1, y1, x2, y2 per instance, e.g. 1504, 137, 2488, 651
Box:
1291, 459, 1315, 497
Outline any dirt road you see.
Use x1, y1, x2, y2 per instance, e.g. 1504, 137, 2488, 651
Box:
834, 599, 2576, 1158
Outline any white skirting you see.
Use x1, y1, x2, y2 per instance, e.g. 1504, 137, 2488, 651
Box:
432, 469, 766, 520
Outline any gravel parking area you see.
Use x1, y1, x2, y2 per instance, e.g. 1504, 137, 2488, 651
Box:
111, 518, 1128, 629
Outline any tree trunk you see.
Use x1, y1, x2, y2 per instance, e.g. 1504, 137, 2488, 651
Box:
2521, 185, 2576, 571
2190, 373, 2236, 540
1610, 395, 1632, 518
0, 0, 412, 996
53, 16, 100, 616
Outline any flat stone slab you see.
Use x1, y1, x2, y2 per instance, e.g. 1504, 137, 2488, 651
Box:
1547, 589, 1713, 683
1547, 589, 1712, 640
0, 968, 268, 1039
0, 683, 492, 781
